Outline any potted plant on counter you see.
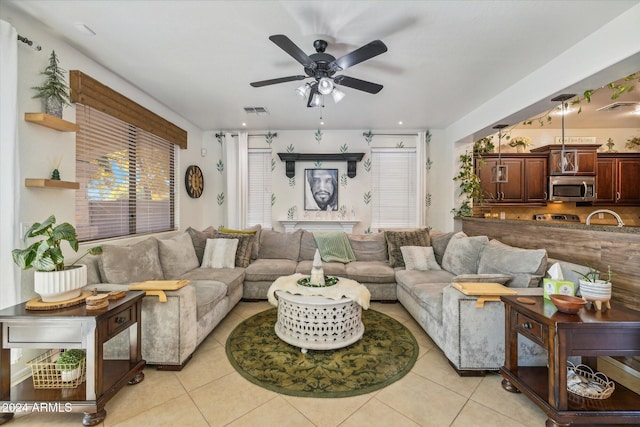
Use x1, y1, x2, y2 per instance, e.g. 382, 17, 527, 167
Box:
575, 266, 612, 311
508, 136, 532, 153
56, 349, 86, 382
12, 215, 102, 302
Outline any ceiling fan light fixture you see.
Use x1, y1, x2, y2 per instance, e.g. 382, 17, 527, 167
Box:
310, 93, 323, 108
317, 77, 334, 95
331, 88, 346, 104
296, 83, 310, 98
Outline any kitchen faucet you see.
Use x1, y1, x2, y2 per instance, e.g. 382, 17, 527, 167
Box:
585, 209, 625, 227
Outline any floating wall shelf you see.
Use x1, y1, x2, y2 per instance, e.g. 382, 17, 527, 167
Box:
25, 179, 80, 190
277, 153, 365, 178
24, 113, 79, 132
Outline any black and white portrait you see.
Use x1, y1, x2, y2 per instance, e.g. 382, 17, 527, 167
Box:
304, 169, 338, 211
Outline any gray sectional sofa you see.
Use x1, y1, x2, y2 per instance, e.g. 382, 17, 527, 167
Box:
79, 225, 589, 374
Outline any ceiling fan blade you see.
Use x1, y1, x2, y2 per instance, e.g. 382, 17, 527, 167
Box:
250, 75, 306, 87
269, 34, 317, 70
330, 40, 388, 72
333, 75, 383, 94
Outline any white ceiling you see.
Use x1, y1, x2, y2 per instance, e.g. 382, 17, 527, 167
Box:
3, 0, 640, 131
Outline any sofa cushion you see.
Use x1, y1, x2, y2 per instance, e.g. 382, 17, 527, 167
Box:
202, 238, 238, 269
299, 231, 318, 260
157, 232, 200, 279
348, 233, 388, 262
384, 229, 430, 268
395, 269, 456, 294
430, 230, 456, 266
452, 273, 513, 285
181, 267, 245, 296
259, 229, 302, 260
412, 283, 448, 324
192, 281, 227, 321
186, 226, 216, 264
219, 225, 261, 260
212, 231, 254, 268
296, 260, 347, 277
99, 238, 164, 284
441, 232, 489, 275
244, 258, 298, 281
478, 239, 547, 288
345, 261, 396, 284
400, 246, 441, 271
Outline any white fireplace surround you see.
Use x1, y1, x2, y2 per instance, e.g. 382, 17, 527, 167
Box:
279, 220, 359, 233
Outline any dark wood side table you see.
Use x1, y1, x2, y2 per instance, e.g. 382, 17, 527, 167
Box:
499, 295, 640, 427
0, 291, 146, 426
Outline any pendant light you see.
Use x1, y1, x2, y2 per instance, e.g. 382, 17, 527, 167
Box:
551, 94, 578, 173
491, 124, 509, 183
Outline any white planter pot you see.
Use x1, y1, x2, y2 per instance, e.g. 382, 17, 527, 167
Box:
59, 366, 82, 382
579, 279, 612, 301
34, 264, 87, 302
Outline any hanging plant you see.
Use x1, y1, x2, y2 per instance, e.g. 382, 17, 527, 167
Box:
32, 50, 71, 118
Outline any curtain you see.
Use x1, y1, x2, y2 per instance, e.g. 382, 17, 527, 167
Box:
417, 131, 428, 227
0, 20, 21, 363
222, 132, 248, 228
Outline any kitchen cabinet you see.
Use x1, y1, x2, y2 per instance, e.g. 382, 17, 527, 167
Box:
531, 144, 600, 176
596, 154, 640, 205
476, 154, 547, 204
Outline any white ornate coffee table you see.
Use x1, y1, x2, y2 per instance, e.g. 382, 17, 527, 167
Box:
274, 290, 364, 353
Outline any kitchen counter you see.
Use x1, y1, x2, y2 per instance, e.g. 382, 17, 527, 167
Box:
459, 216, 640, 234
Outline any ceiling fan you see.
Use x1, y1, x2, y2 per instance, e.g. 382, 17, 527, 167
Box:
250, 34, 388, 107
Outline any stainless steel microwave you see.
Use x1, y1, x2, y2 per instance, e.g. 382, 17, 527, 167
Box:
548, 176, 595, 202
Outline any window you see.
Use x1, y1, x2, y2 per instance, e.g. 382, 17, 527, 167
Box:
371, 148, 417, 229
247, 149, 272, 228
75, 105, 175, 241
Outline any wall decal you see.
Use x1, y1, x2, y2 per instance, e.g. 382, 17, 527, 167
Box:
265, 131, 276, 146
271, 193, 276, 206
314, 160, 323, 168
289, 177, 296, 187
340, 143, 348, 152
286, 144, 295, 153
216, 159, 224, 173
363, 130, 373, 145
363, 191, 371, 205
314, 129, 322, 143
396, 141, 405, 148
340, 172, 348, 187
363, 158, 371, 172
305, 168, 338, 211
271, 157, 276, 171
217, 192, 225, 205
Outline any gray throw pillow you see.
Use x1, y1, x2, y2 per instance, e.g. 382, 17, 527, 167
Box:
430, 230, 456, 266
157, 232, 200, 279
348, 233, 388, 262
186, 226, 216, 264
384, 229, 430, 268
478, 239, 547, 288
99, 238, 164, 284
212, 231, 254, 267
259, 229, 303, 260
441, 232, 489, 275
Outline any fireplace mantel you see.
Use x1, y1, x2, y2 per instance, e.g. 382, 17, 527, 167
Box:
279, 220, 359, 233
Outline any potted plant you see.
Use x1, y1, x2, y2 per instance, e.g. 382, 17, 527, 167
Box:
56, 349, 86, 382
12, 215, 101, 302
508, 136, 532, 153
625, 136, 640, 151
452, 150, 486, 217
574, 266, 612, 311
32, 50, 71, 118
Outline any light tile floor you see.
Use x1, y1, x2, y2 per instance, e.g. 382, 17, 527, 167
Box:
10, 301, 549, 426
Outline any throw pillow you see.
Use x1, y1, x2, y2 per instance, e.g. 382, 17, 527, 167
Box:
429, 230, 456, 266
186, 226, 216, 264
477, 239, 547, 288
201, 238, 239, 269
400, 246, 442, 271
157, 232, 200, 279
259, 229, 302, 260
212, 231, 254, 267
347, 233, 388, 262
220, 224, 261, 259
384, 229, 430, 268
441, 232, 489, 275
99, 238, 164, 284
452, 273, 513, 285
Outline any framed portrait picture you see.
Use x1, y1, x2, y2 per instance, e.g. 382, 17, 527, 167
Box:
304, 168, 338, 211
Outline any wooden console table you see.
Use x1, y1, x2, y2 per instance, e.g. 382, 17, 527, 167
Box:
0, 291, 146, 426
500, 295, 640, 426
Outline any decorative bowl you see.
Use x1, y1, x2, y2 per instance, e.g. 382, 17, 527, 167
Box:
549, 294, 587, 314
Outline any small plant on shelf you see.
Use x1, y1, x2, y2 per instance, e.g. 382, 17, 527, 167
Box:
56, 349, 86, 382
32, 50, 71, 118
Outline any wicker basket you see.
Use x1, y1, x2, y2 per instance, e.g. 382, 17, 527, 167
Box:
27, 349, 86, 389
567, 361, 615, 399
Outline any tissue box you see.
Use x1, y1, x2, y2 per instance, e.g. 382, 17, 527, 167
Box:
543, 279, 575, 300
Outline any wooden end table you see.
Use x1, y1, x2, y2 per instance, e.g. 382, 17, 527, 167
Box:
499, 295, 640, 427
0, 291, 146, 426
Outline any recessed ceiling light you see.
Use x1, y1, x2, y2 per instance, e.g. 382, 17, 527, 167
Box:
398, 121, 403, 125
74, 23, 96, 36
241, 122, 247, 127
320, 121, 325, 125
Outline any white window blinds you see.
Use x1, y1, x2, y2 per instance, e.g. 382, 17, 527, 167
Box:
75, 105, 176, 241
247, 149, 272, 228
371, 148, 417, 229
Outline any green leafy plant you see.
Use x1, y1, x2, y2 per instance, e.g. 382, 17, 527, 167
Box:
12, 215, 101, 272
573, 265, 612, 283
625, 136, 640, 150
508, 136, 532, 148
32, 50, 70, 107
452, 150, 484, 217
56, 349, 85, 370
473, 136, 494, 155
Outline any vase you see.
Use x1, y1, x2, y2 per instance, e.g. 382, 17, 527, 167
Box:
578, 279, 611, 311
45, 97, 63, 118
516, 145, 524, 153
59, 366, 82, 382
34, 264, 87, 302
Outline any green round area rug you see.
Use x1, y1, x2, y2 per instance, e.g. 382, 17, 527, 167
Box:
225, 307, 418, 398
